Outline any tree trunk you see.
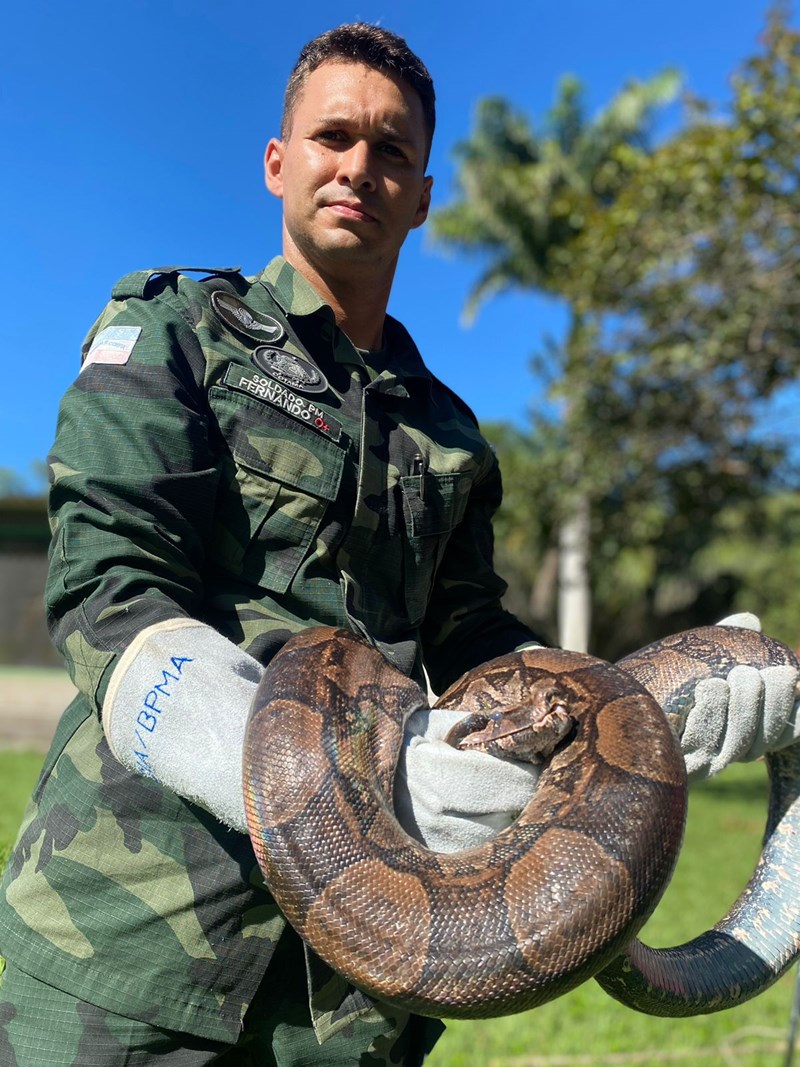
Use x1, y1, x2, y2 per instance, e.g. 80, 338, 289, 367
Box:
558, 495, 591, 651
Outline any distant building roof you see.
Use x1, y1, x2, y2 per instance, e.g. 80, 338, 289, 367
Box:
0, 496, 49, 550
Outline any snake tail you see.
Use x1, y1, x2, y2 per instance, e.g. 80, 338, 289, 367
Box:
597, 627, 800, 1015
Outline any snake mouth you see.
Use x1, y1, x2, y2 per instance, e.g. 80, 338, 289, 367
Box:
446, 697, 577, 765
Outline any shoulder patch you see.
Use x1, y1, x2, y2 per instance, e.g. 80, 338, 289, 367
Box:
111, 265, 242, 301
81, 325, 142, 372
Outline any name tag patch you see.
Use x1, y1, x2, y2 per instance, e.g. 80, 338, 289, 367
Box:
82, 326, 142, 371
223, 365, 342, 443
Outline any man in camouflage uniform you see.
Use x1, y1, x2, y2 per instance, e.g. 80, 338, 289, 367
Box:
0, 23, 543, 1066
4, 19, 800, 1067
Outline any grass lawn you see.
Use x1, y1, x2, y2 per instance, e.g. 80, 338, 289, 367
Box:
0, 749, 43, 873
0, 753, 796, 1064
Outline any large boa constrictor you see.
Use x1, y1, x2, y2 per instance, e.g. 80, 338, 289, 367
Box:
243, 625, 800, 1019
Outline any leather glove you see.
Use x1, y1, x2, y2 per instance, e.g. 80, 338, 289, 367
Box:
394, 707, 542, 853
394, 643, 545, 853
680, 613, 800, 779
103, 618, 263, 831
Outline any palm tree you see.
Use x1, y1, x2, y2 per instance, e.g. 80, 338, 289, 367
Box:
432, 72, 680, 650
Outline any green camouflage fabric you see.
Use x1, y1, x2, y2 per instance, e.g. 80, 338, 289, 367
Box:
0, 258, 535, 1045
0, 935, 442, 1066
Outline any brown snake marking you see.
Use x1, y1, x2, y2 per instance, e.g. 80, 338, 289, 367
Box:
243, 625, 800, 1018
244, 626, 686, 1018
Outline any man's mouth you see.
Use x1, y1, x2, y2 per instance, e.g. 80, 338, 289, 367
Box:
325, 200, 378, 223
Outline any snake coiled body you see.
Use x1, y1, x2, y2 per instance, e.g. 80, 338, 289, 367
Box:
243, 624, 800, 1019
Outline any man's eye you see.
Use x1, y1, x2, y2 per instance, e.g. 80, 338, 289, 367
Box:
379, 143, 407, 160
316, 130, 345, 143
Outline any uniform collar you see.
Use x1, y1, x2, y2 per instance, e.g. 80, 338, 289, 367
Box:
256, 257, 332, 319
254, 256, 432, 387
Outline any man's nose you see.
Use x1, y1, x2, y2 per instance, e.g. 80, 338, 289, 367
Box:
337, 141, 376, 190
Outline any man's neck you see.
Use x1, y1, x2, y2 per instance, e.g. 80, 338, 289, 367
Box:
282, 242, 395, 350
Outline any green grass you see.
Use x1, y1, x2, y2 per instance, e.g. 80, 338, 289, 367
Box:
0, 749, 43, 872
0, 755, 796, 1064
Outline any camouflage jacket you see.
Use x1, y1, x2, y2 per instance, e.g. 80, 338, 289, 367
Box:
0, 258, 535, 1042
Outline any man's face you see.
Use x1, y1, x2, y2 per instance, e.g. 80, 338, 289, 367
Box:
265, 61, 433, 283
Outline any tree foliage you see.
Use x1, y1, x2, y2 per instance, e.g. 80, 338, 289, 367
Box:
569, 8, 800, 653
566, 6, 800, 490
432, 64, 681, 649
437, 7, 800, 655
432, 71, 680, 319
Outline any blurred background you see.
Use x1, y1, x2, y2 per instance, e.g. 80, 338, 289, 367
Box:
1, 4, 800, 1061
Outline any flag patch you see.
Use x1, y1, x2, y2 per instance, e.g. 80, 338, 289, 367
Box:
82, 326, 142, 371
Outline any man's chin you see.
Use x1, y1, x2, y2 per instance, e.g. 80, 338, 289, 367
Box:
318, 229, 378, 256
306, 235, 393, 272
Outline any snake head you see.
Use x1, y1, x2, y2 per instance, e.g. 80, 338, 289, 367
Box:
445, 684, 576, 764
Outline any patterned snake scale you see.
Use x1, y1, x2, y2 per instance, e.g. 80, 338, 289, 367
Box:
243, 624, 799, 1019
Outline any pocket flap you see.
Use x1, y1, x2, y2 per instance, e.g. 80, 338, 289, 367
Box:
210, 385, 345, 501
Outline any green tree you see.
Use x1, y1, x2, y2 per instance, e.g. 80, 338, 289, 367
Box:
481, 421, 559, 637
568, 8, 800, 459
558, 7, 800, 652
437, 9, 800, 655
432, 71, 680, 650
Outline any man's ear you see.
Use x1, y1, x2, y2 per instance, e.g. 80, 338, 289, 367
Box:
412, 174, 434, 230
264, 138, 285, 199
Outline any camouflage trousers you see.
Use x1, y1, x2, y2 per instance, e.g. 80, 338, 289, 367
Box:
0, 927, 444, 1066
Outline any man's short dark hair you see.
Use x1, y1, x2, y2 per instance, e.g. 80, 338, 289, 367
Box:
282, 23, 436, 160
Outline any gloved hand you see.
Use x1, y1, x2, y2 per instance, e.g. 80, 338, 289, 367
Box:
105, 624, 547, 850
103, 618, 263, 831
394, 707, 542, 854
680, 613, 800, 779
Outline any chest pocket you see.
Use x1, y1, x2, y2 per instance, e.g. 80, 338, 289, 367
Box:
210, 386, 345, 594
399, 471, 470, 625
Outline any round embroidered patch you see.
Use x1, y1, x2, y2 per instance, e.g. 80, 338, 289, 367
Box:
252, 347, 328, 393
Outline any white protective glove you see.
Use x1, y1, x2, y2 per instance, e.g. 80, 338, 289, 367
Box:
103, 618, 263, 831
680, 613, 800, 779
394, 645, 545, 853
393, 708, 542, 853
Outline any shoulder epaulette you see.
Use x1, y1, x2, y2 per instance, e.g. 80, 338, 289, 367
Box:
111, 265, 242, 301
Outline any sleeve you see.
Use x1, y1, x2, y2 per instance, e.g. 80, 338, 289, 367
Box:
419, 444, 543, 695
45, 280, 220, 714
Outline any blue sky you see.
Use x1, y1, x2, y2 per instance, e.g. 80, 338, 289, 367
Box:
0, 0, 783, 490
